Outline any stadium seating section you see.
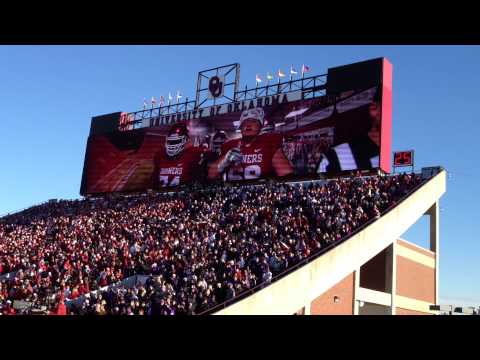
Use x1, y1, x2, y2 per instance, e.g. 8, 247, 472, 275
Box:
0, 173, 423, 315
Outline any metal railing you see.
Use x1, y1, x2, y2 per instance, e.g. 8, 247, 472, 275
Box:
234, 74, 327, 102
120, 74, 328, 131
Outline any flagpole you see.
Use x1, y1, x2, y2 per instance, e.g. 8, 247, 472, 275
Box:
143, 99, 148, 121
267, 73, 273, 96
290, 67, 293, 91
277, 71, 281, 94
301, 65, 305, 90
168, 95, 171, 117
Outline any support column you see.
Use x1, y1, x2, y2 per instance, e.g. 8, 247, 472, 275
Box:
391, 242, 397, 315
428, 201, 439, 305
353, 267, 360, 315
384, 243, 396, 314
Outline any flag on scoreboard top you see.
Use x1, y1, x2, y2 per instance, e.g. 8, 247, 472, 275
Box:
159, 96, 165, 106
290, 65, 298, 75
176, 91, 182, 101
301, 64, 310, 76
143, 98, 148, 110
256, 74, 262, 83
168, 93, 173, 102
266, 72, 273, 81
278, 69, 286, 77
151, 96, 157, 107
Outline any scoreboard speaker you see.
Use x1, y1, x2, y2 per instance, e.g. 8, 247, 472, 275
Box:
326, 58, 384, 95
89, 112, 122, 136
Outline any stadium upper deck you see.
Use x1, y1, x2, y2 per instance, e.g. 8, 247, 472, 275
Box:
0, 169, 444, 315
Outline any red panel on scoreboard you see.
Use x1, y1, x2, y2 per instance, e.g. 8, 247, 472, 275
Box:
380, 58, 392, 174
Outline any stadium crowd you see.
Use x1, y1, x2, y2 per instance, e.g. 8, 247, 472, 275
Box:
283, 138, 332, 174
0, 173, 422, 315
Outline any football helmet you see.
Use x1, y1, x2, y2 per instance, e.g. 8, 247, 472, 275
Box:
166, 123, 188, 157
239, 107, 265, 128
212, 130, 228, 154
260, 117, 275, 134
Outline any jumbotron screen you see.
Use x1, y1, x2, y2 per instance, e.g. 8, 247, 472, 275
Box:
81, 84, 391, 195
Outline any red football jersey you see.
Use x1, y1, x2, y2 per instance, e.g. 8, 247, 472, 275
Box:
221, 133, 283, 181
153, 146, 203, 188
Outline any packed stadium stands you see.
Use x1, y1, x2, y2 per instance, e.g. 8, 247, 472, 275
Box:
0, 172, 424, 315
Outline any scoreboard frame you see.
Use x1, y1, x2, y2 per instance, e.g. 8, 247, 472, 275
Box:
393, 150, 414, 173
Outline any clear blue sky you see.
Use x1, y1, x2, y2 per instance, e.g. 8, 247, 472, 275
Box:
0, 45, 479, 307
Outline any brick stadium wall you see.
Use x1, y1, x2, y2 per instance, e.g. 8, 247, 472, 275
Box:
397, 239, 435, 259
396, 307, 431, 315
310, 272, 355, 315
396, 255, 435, 304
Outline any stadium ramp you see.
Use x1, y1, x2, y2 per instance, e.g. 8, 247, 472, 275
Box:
214, 169, 446, 315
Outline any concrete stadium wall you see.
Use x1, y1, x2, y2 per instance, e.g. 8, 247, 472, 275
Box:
215, 171, 446, 315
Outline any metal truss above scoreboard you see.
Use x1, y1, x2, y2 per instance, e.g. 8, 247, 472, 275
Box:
122, 64, 328, 130
196, 63, 241, 108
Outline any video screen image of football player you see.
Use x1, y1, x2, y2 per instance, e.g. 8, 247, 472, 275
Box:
152, 122, 204, 188
200, 129, 228, 165
211, 130, 228, 156
259, 117, 275, 135
208, 108, 293, 181
316, 90, 381, 174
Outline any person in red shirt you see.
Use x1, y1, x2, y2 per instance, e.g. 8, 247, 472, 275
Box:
78, 279, 88, 295
208, 107, 293, 181
152, 123, 204, 189
3, 301, 16, 315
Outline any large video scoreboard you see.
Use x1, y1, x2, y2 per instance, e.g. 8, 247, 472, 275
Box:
80, 58, 392, 195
